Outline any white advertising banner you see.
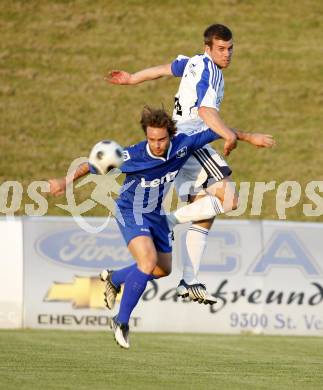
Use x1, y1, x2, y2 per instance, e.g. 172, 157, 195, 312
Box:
0, 218, 23, 328
259, 221, 323, 335
23, 217, 134, 330
22, 217, 323, 335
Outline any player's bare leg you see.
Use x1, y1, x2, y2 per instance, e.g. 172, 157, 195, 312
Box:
108, 236, 171, 349
100, 244, 172, 310
109, 236, 157, 349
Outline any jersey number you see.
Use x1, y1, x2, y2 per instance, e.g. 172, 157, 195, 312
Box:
174, 97, 182, 116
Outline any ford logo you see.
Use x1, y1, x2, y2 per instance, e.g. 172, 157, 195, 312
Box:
35, 225, 133, 269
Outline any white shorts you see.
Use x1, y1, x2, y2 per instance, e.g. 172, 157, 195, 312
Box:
174, 144, 232, 200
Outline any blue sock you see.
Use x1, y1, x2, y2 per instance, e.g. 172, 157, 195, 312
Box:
111, 264, 155, 289
111, 264, 137, 288
117, 267, 151, 325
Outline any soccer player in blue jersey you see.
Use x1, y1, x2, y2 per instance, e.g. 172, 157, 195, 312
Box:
49, 106, 235, 349
105, 23, 275, 302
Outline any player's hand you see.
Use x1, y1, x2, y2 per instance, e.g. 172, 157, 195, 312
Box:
249, 133, 276, 148
104, 70, 132, 85
48, 178, 67, 197
223, 135, 237, 156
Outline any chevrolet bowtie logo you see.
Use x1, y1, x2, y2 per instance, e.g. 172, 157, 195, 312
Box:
45, 276, 123, 308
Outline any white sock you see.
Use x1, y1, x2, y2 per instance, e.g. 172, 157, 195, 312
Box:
172, 195, 224, 224
183, 225, 208, 284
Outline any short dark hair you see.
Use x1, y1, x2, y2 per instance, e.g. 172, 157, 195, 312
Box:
140, 106, 177, 137
204, 24, 232, 47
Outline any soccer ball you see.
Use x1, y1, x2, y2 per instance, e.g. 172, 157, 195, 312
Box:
89, 140, 124, 174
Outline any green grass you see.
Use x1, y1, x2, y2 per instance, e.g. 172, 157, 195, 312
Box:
0, 330, 323, 389
1, 0, 323, 220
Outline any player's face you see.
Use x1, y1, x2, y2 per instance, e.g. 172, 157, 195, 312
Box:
206, 39, 233, 69
146, 126, 171, 157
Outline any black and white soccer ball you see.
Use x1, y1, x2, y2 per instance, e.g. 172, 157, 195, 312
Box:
89, 140, 124, 174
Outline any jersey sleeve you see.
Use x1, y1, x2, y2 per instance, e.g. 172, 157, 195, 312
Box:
184, 129, 221, 152
119, 146, 133, 173
171, 55, 189, 77
196, 59, 223, 110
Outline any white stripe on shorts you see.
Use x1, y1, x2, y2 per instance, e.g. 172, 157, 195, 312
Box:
194, 149, 223, 181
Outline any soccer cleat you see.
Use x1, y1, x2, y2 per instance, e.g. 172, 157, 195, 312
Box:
100, 269, 120, 310
110, 316, 130, 349
202, 293, 218, 305
176, 279, 217, 305
176, 279, 207, 299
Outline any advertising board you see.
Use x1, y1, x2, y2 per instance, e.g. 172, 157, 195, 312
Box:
22, 217, 323, 335
0, 218, 23, 328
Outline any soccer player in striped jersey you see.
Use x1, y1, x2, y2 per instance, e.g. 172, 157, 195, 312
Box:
104, 24, 275, 303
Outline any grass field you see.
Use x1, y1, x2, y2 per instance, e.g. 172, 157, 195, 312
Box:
1, 0, 323, 220
2, 4, 323, 388
0, 330, 323, 390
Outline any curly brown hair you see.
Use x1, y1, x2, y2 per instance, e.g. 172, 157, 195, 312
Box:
140, 106, 177, 137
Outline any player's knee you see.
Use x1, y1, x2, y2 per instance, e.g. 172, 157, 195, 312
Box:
159, 263, 172, 277
231, 195, 239, 210
222, 190, 239, 212
223, 197, 238, 212
137, 257, 158, 274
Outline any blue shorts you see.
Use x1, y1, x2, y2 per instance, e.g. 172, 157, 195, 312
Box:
115, 207, 172, 253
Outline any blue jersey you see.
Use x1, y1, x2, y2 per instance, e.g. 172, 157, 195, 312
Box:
88, 128, 219, 251
115, 128, 219, 214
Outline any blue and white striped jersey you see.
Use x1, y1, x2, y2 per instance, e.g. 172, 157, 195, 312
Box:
99, 128, 220, 214
171, 53, 225, 132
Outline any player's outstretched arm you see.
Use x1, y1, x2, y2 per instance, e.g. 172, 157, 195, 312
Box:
233, 130, 276, 148
198, 106, 237, 156
48, 162, 90, 197
104, 64, 173, 85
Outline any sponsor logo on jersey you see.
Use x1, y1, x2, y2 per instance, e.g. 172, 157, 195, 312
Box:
176, 146, 187, 159
189, 63, 197, 77
140, 170, 178, 188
